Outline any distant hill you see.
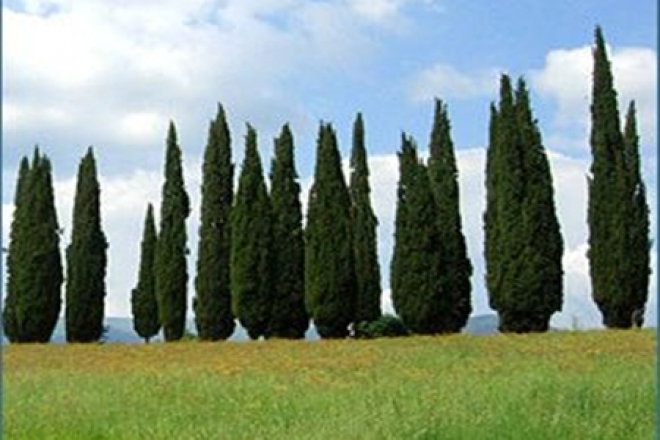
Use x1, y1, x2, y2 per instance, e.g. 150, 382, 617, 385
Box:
3, 314, 501, 344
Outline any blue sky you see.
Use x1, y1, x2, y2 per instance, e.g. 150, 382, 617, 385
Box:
3, 0, 657, 329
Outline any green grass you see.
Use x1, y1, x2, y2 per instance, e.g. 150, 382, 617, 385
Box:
3, 330, 656, 439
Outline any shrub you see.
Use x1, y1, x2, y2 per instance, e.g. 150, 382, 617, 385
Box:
354, 315, 410, 339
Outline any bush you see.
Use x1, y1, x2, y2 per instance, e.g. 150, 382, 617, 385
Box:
354, 315, 410, 339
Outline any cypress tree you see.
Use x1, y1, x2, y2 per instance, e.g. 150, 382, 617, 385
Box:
305, 123, 356, 338
3, 157, 30, 342
484, 75, 563, 332
513, 78, 564, 330
230, 124, 272, 340
131, 203, 160, 343
267, 123, 308, 338
587, 27, 650, 328
349, 113, 382, 325
622, 101, 651, 327
7, 149, 63, 342
194, 104, 236, 341
155, 121, 191, 341
65, 147, 108, 343
390, 134, 444, 334
427, 100, 473, 332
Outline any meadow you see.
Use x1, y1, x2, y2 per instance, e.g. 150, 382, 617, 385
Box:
3, 330, 656, 439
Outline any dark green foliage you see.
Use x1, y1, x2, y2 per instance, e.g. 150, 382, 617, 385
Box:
622, 102, 651, 327
588, 27, 650, 328
427, 100, 473, 332
231, 124, 272, 340
4, 149, 63, 342
3, 157, 30, 342
131, 204, 160, 343
484, 75, 563, 333
65, 147, 108, 343
305, 123, 356, 338
194, 104, 236, 341
267, 123, 308, 339
390, 135, 446, 334
155, 122, 191, 342
354, 314, 409, 339
349, 113, 382, 324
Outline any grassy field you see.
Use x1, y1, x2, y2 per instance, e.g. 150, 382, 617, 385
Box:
3, 329, 656, 439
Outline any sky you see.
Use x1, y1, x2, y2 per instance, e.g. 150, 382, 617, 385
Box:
2, 0, 657, 329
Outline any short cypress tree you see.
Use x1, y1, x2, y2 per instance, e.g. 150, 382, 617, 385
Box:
231, 124, 272, 340
622, 101, 651, 327
3, 157, 30, 342
427, 100, 473, 332
65, 147, 108, 343
349, 113, 382, 325
194, 104, 236, 341
390, 134, 445, 334
587, 27, 650, 328
305, 123, 356, 338
267, 123, 308, 339
131, 203, 160, 343
7, 149, 63, 342
155, 122, 191, 341
484, 75, 563, 332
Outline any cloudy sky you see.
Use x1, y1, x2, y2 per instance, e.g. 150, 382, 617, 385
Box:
3, 0, 657, 329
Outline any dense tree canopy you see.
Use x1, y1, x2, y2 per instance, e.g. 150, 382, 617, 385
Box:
349, 113, 382, 325
268, 123, 309, 338
391, 134, 447, 334
66, 147, 108, 343
131, 203, 160, 343
305, 123, 356, 338
588, 26, 651, 328
194, 104, 236, 340
4, 149, 63, 343
231, 125, 272, 340
155, 122, 191, 342
427, 100, 473, 332
484, 75, 563, 333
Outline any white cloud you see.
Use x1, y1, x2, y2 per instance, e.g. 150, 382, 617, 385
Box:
406, 64, 502, 102
531, 44, 657, 152
3, 0, 403, 160
350, 0, 443, 28
118, 112, 166, 147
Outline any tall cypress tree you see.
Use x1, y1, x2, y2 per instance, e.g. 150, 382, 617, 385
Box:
427, 100, 473, 332
349, 113, 382, 325
231, 124, 272, 340
391, 134, 445, 334
484, 75, 563, 332
7, 149, 63, 342
587, 27, 649, 328
513, 78, 564, 330
622, 101, 651, 327
65, 147, 108, 343
194, 104, 236, 341
155, 121, 191, 341
305, 123, 356, 338
131, 203, 160, 343
268, 123, 308, 338
3, 157, 30, 342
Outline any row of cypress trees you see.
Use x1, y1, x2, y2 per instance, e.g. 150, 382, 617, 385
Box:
129, 108, 384, 341
127, 25, 653, 340
4, 148, 108, 343
3, 26, 650, 343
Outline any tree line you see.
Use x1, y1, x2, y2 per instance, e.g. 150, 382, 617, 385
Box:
2, 26, 650, 343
